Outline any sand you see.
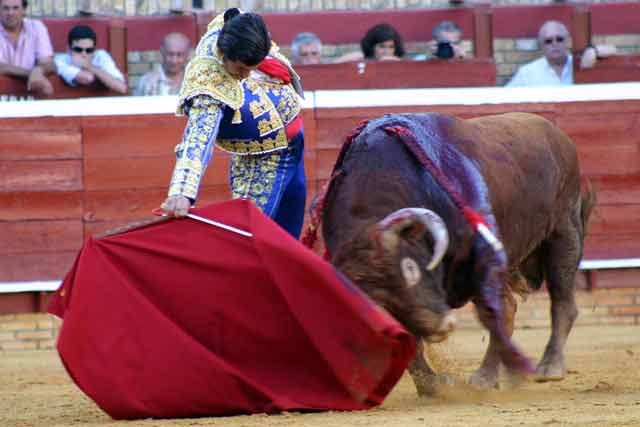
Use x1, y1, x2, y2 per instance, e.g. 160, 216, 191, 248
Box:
2, 324, 639, 427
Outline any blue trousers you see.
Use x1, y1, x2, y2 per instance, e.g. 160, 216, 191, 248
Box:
229, 131, 306, 238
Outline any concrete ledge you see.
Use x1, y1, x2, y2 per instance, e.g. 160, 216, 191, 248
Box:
580, 258, 640, 270
1, 83, 639, 118
0, 282, 61, 294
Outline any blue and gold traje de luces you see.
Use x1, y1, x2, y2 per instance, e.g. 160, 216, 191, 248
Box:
216, 79, 300, 155
177, 11, 302, 156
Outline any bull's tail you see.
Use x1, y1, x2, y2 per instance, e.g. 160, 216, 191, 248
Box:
580, 178, 597, 237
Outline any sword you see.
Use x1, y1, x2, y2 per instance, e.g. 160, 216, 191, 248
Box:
151, 208, 253, 238
185, 213, 253, 237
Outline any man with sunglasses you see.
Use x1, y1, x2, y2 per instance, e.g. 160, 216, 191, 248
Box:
54, 25, 127, 94
507, 20, 614, 87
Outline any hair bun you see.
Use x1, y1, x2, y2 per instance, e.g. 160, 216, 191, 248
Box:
223, 8, 241, 23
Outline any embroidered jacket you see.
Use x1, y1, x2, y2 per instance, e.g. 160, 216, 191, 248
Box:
169, 11, 303, 200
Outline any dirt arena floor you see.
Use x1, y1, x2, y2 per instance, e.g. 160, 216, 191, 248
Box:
2, 324, 639, 427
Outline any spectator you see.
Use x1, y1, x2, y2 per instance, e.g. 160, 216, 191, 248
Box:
290, 32, 322, 65
361, 23, 404, 61
506, 20, 615, 87
54, 25, 127, 94
134, 32, 190, 96
0, 0, 55, 96
334, 23, 405, 63
415, 20, 467, 61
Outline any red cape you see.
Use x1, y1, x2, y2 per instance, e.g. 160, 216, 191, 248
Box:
48, 199, 415, 419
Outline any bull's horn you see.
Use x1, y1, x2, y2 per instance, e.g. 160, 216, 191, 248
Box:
377, 208, 449, 270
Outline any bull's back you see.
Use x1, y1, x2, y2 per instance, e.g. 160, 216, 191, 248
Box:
322, 112, 582, 264
465, 113, 578, 175
459, 112, 582, 260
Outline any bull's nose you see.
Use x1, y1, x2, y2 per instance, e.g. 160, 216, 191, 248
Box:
437, 313, 456, 335
424, 312, 456, 343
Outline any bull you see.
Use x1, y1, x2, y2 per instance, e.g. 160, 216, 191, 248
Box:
313, 112, 595, 395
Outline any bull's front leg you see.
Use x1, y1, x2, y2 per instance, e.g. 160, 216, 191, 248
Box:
469, 285, 517, 389
408, 339, 437, 395
408, 339, 456, 396
408, 339, 450, 396
468, 241, 532, 388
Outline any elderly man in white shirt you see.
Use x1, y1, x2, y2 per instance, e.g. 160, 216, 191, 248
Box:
54, 25, 127, 94
507, 20, 615, 87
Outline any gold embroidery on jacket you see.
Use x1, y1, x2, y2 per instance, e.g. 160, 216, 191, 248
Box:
217, 128, 288, 155
178, 57, 244, 113
245, 79, 274, 119
258, 113, 284, 136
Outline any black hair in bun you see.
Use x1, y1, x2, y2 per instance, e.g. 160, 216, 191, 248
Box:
223, 8, 241, 23
217, 12, 271, 66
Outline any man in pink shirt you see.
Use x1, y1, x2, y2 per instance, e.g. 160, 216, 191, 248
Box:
0, 0, 55, 96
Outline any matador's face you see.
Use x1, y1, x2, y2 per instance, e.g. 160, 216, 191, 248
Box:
222, 58, 257, 80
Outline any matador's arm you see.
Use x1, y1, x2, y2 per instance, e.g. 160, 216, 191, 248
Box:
168, 95, 223, 201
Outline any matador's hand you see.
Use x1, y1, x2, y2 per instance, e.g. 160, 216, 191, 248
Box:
160, 195, 191, 217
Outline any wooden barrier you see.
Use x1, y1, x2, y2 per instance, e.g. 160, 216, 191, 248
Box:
575, 55, 640, 84
1, 83, 640, 312
0, 75, 122, 99
42, 17, 112, 52
124, 15, 198, 52
296, 58, 496, 90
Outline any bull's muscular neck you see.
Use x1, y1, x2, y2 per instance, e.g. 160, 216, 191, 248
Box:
325, 113, 488, 250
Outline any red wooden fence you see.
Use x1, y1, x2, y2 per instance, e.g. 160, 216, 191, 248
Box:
1, 89, 639, 284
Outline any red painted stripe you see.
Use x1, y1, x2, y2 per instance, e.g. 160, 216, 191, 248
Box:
125, 15, 198, 51
591, 2, 640, 35
491, 4, 574, 39
42, 17, 111, 52
263, 9, 475, 44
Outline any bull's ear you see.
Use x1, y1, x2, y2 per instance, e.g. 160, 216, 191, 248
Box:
377, 217, 424, 253
378, 228, 400, 253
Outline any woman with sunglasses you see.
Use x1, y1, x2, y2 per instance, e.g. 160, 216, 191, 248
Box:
160, 8, 307, 238
54, 25, 127, 94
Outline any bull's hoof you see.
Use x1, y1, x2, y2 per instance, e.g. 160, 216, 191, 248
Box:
535, 361, 565, 382
469, 368, 499, 389
413, 373, 455, 396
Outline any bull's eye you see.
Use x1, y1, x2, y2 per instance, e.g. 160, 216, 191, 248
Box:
400, 257, 421, 287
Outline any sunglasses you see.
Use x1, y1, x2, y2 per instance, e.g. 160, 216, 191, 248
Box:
72, 46, 95, 54
543, 36, 565, 45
